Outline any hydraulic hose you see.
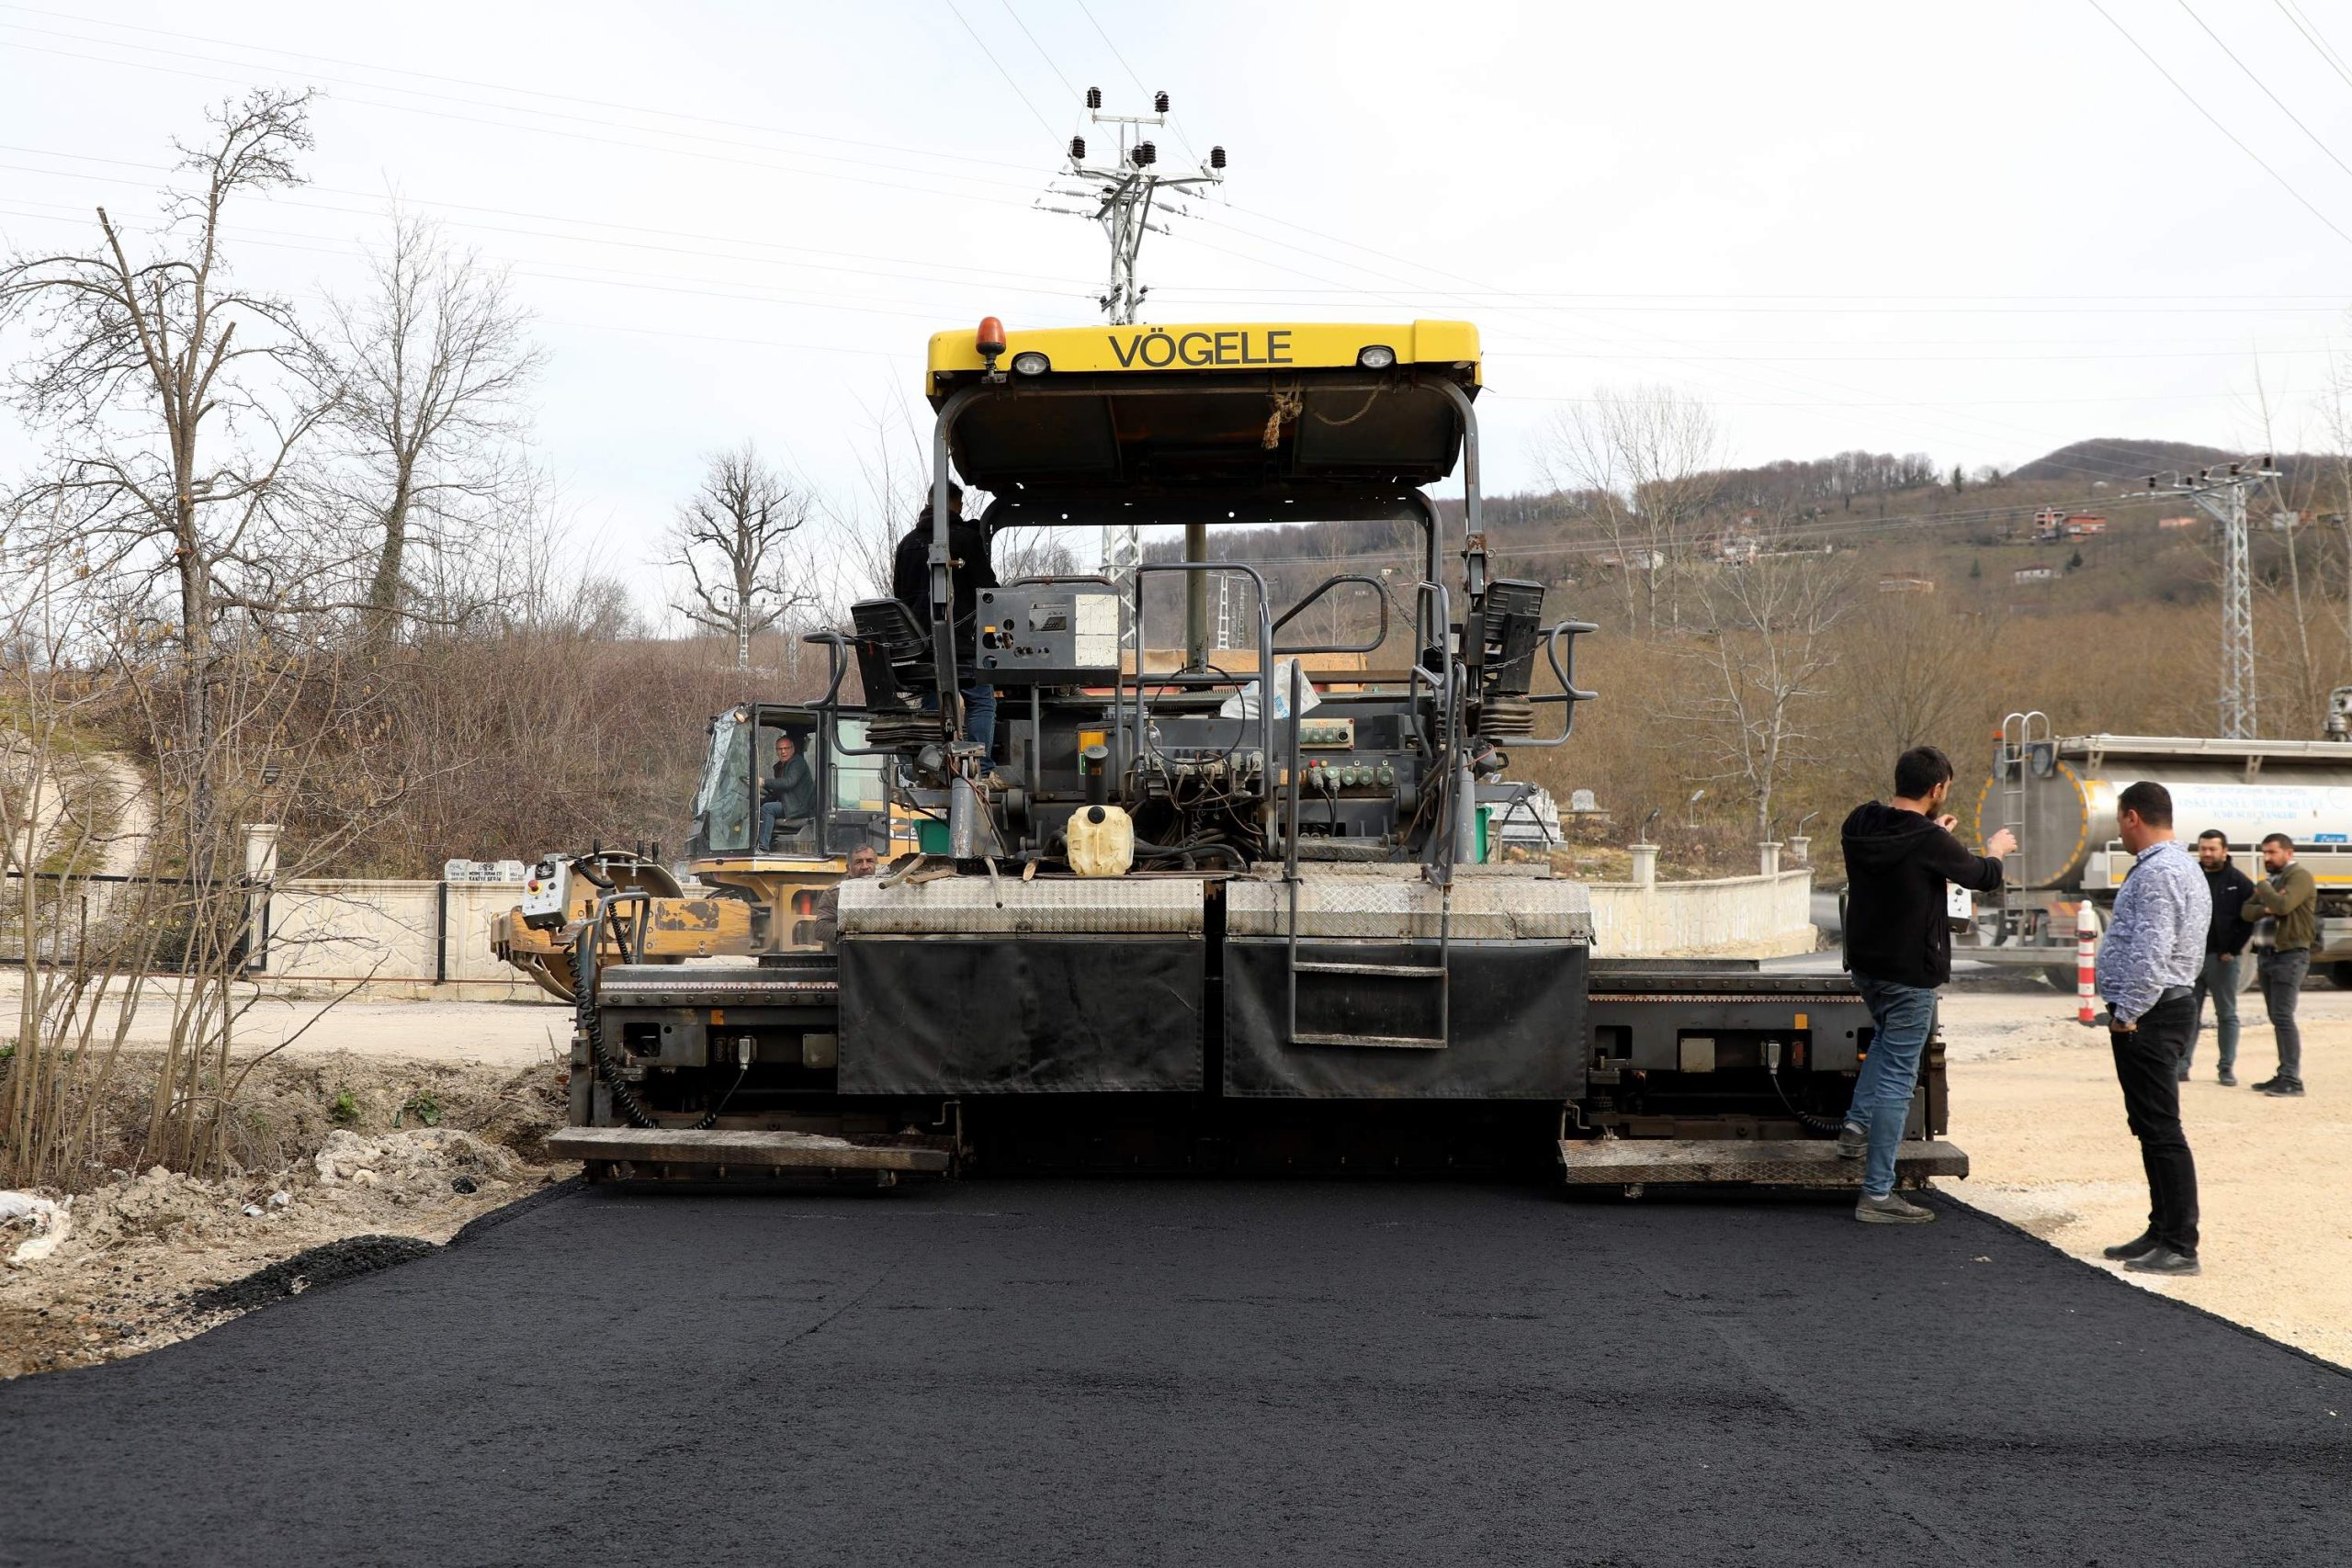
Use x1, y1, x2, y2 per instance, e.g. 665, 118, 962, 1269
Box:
1131, 833, 1246, 870
573, 902, 656, 1130
1763, 1038, 1846, 1135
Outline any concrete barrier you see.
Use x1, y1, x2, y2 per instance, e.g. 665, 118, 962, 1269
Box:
1587, 868, 1818, 960
256, 879, 539, 999
246, 864, 1816, 998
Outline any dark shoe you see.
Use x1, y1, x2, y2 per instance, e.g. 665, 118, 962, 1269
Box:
1836, 1122, 1867, 1159
2101, 1231, 2162, 1261
1855, 1191, 1935, 1224
2218, 1069, 2238, 1087
2124, 1247, 2201, 1276
2251, 1077, 2282, 1093
2257, 1079, 2306, 1097
2175, 1067, 2190, 1082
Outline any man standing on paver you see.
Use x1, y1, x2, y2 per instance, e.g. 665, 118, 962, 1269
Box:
1838, 746, 2016, 1224
2188, 829, 2255, 1086
2243, 832, 2314, 1099
2095, 782, 2211, 1277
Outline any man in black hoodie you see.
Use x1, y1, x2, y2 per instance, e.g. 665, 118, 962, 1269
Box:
1838, 745, 2016, 1224
890, 481, 1000, 755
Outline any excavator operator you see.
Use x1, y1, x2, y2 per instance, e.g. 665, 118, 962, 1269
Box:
760, 731, 820, 851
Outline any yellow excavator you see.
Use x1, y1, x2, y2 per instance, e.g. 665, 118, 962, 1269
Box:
490, 705, 908, 1000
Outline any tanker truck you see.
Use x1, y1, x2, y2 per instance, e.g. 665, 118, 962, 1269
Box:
1964, 704, 2352, 987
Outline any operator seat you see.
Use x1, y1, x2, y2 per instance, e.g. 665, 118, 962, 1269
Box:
849, 598, 939, 705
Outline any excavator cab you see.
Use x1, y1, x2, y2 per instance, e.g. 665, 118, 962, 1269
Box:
686, 704, 892, 863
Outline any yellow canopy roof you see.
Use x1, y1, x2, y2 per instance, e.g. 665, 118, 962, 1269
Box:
926, 320, 1479, 389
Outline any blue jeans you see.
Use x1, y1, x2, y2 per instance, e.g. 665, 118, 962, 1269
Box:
963, 682, 996, 755
759, 802, 811, 852
2258, 946, 2309, 1084
1847, 975, 1938, 1197
920, 682, 997, 756
2188, 951, 2242, 1076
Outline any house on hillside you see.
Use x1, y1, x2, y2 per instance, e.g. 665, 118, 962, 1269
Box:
1593, 548, 1665, 573
2014, 566, 2055, 584
2064, 513, 2107, 537
2157, 515, 2199, 530
1711, 518, 1761, 566
2032, 506, 2064, 542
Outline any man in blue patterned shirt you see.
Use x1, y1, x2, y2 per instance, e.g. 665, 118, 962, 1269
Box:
2093, 781, 2211, 1276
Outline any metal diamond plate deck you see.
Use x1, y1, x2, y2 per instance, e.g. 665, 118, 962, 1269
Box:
841, 873, 1207, 934
1227, 872, 1592, 941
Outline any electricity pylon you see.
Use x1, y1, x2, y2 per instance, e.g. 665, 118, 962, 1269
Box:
1039, 88, 1226, 653
2148, 458, 2280, 739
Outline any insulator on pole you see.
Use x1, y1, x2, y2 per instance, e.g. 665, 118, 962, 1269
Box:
1069, 135, 1086, 161
1086, 85, 1102, 109
1209, 145, 1226, 169
1154, 90, 1170, 112
1132, 141, 1156, 166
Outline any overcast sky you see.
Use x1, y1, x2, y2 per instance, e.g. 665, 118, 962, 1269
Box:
6, 0, 2352, 604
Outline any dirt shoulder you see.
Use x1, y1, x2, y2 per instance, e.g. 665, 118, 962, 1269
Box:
1, 1049, 571, 1378
1941, 988, 2352, 1369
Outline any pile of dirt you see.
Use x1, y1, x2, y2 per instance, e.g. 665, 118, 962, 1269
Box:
0, 1052, 571, 1379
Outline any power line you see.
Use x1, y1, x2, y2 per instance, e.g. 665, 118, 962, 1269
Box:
0, 149, 1101, 290
0, 37, 1051, 209
943, 0, 1059, 135
1000, 0, 1080, 98
2085, 0, 2352, 248
2177, 0, 2352, 186
0, 6, 1040, 173
2278, 0, 2352, 87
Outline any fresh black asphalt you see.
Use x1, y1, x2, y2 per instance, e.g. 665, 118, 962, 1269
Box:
3, 1180, 2346, 1567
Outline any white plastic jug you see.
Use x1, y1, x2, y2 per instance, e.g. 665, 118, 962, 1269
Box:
1067, 804, 1135, 877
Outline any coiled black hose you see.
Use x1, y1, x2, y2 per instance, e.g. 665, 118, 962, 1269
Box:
573, 907, 656, 1130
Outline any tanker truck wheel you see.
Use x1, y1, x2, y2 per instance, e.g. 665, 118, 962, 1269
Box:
2043, 964, 2078, 993
2333, 962, 2352, 990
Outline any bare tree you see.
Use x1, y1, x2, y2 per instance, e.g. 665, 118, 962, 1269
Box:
1541, 385, 1723, 636
0, 88, 340, 863
1657, 550, 1852, 840
668, 443, 815, 669
1830, 590, 1984, 795
326, 209, 542, 641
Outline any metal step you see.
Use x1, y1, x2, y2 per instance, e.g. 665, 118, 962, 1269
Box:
548, 1127, 949, 1173
1291, 961, 1448, 979
1289, 1031, 1448, 1050
1556, 1137, 1969, 1187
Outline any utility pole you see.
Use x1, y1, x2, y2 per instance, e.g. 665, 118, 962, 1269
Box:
1040, 88, 1226, 662
2148, 457, 2279, 739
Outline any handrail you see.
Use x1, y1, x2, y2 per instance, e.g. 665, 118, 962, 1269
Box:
1270, 571, 1390, 657
798, 630, 898, 760
1272, 570, 1385, 650
1124, 560, 1277, 802
1506, 619, 1601, 750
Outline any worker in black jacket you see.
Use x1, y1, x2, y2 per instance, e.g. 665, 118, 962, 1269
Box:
2188, 829, 2256, 1085
890, 481, 999, 754
1838, 745, 2016, 1224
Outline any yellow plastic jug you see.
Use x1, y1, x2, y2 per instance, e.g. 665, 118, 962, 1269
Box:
1067, 804, 1135, 877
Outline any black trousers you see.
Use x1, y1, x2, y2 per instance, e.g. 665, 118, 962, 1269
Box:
2110, 993, 2200, 1255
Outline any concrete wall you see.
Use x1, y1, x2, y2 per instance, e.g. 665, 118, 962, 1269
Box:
258, 879, 539, 999
1587, 870, 1819, 960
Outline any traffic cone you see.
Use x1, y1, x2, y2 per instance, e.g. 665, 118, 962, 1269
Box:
2075, 903, 2100, 1027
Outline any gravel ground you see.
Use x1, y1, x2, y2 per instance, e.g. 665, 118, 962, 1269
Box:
1, 1179, 2345, 1567
1939, 988, 2352, 1367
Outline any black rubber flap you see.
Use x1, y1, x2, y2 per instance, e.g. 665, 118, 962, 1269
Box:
1223, 939, 1587, 1100
840, 936, 1204, 1093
